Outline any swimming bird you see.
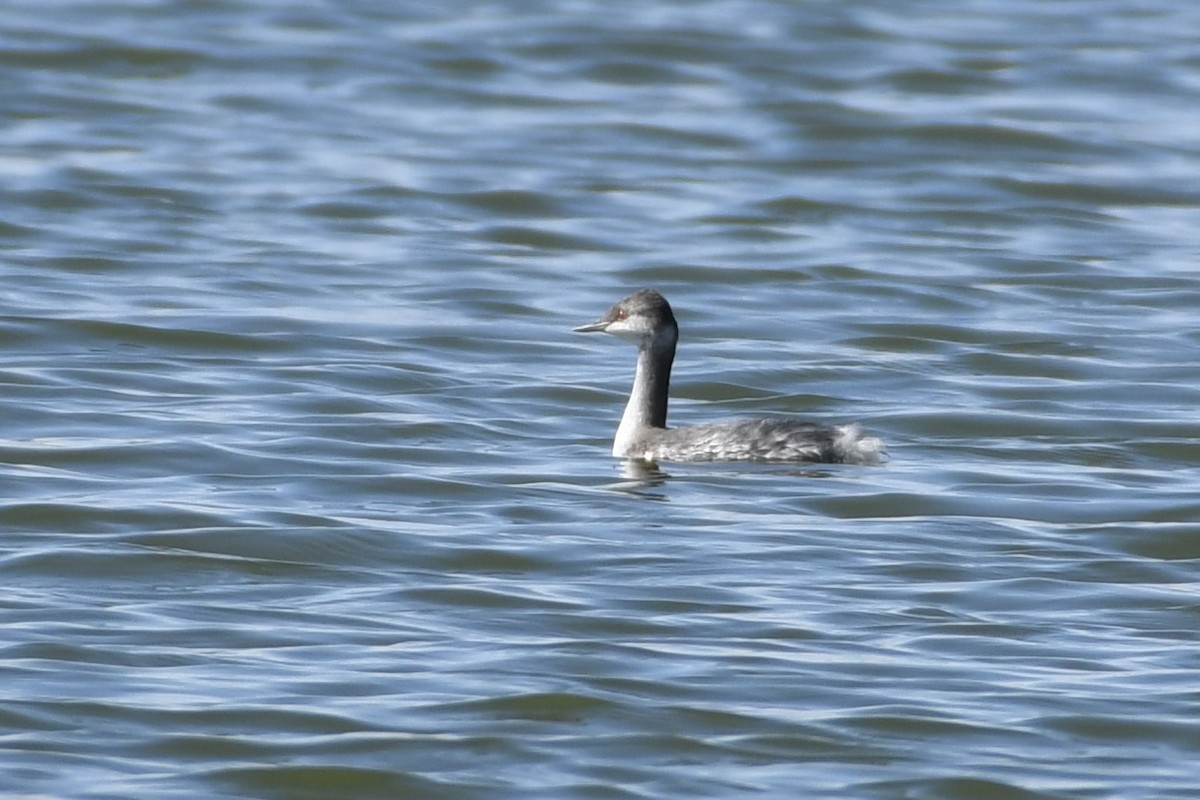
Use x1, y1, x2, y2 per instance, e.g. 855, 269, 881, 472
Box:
573, 289, 885, 463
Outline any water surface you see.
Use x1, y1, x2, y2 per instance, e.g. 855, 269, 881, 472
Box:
3, 0, 1200, 797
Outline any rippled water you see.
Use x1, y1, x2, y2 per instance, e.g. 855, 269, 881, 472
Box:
3, 0, 1200, 797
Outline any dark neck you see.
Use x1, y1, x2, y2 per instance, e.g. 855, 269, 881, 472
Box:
612, 328, 678, 458
631, 340, 674, 429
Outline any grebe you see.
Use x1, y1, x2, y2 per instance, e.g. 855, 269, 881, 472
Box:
574, 289, 885, 464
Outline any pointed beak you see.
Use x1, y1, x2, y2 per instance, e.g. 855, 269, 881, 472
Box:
572, 319, 610, 333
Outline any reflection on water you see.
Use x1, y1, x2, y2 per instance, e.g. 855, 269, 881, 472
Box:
617, 457, 669, 487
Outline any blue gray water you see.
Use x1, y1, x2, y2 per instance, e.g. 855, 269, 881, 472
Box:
3, 0, 1199, 797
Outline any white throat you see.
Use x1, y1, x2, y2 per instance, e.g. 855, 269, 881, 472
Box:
612, 338, 673, 457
